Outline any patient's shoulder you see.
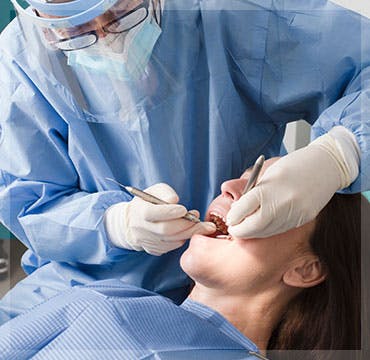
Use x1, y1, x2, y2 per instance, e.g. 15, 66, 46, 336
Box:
0, 279, 173, 346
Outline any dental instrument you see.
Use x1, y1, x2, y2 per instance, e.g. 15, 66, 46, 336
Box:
242, 155, 265, 195
106, 178, 201, 224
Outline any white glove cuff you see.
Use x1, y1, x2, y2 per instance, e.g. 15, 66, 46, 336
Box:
104, 202, 134, 250
310, 127, 360, 189
328, 126, 360, 185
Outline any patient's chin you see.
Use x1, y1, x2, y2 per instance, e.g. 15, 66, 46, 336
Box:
179, 249, 194, 275
180, 254, 208, 285
179, 247, 207, 280
180, 250, 231, 289
180, 240, 223, 283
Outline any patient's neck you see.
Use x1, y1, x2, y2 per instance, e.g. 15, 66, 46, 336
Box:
189, 284, 293, 352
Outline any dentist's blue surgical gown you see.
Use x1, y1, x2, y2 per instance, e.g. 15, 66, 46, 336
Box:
0, 1, 370, 323
0, 280, 263, 359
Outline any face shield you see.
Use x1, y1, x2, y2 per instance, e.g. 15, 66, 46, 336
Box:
10, 0, 174, 124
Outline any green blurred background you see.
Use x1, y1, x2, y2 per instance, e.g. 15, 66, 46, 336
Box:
0, 0, 16, 32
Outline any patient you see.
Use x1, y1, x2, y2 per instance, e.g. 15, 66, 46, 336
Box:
0, 178, 367, 360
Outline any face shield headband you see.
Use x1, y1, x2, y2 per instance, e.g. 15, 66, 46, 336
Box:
10, 0, 122, 29
11, 0, 162, 51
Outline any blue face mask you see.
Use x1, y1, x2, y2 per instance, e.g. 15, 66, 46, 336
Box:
65, 16, 162, 81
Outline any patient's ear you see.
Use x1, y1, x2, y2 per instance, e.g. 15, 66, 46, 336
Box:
283, 255, 327, 288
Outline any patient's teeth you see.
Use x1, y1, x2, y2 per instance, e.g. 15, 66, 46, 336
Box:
209, 212, 229, 235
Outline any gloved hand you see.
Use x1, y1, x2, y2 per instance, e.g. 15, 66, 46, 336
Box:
105, 183, 216, 256
226, 130, 359, 238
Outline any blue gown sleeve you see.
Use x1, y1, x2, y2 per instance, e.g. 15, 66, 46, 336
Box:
0, 47, 131, 265
306, 5, 370, 193
311, 65, 370, 193
261, 4, 370, 194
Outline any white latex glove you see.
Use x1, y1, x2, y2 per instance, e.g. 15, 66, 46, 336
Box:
226, 128, 360, 238
105, 183, 216, 256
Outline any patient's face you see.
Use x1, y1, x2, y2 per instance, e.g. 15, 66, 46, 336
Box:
180, 178, 316, 295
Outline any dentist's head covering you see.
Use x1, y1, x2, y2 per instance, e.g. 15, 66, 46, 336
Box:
11, 0, 123, 28
10, 0, 162, 28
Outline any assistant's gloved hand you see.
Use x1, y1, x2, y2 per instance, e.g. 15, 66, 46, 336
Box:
227, 127, 360, 238
105, 183, 216, 256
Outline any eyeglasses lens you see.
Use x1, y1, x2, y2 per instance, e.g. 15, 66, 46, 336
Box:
105, 7, 148, 33
54, 2, 150, 50
57, 33, 97, 51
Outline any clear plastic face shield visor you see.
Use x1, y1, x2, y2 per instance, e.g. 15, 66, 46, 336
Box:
9, 0, 173, 124
12, 0, 162, 51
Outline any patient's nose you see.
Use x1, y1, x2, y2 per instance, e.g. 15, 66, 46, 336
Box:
220, 178, 247, 201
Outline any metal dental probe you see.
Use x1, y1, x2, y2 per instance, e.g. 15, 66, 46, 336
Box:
241, 155, 265, 195
106, 178, 201, 224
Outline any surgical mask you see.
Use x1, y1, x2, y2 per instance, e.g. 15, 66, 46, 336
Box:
65, 16, 162, 81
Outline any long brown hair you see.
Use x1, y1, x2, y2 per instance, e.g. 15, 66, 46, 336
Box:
267, 193, 369, 359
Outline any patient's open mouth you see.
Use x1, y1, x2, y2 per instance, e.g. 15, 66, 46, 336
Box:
209, 212, 229, 236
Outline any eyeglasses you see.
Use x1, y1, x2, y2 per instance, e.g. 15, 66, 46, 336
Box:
48, 0, 151, 51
